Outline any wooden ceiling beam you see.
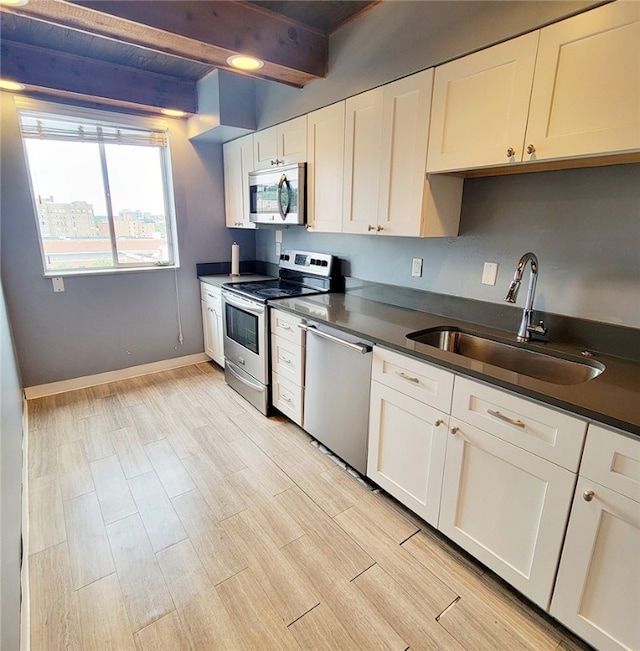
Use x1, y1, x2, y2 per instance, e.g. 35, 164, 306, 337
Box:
1, 0, 327, 87
1, 39, 197, 113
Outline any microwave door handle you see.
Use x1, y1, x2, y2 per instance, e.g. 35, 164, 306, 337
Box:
277, 173, 291, 220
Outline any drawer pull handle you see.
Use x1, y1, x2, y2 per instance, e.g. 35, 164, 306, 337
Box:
280, 356, 293, 365
280, 323, 293, 331
396, 371, 420, 384
583, 490, 595, 502
487, 409, 526, 428
281, 394, 292, 404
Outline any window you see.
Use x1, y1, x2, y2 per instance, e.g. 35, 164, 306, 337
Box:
18, 102, 179, 274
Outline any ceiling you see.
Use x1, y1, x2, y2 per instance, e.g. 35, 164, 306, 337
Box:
0, 0, 378, 115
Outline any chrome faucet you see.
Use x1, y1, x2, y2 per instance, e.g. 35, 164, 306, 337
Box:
504, 252, 547, 342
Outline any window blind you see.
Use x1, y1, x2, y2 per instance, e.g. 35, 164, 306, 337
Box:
18, 112, 167, 147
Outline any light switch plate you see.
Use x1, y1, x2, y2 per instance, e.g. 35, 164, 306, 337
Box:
52, 277, 65, 292
411, 258, 423, 277
482, 262, 498, 286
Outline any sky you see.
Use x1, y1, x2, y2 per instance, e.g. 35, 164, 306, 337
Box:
24, 140, 166, 216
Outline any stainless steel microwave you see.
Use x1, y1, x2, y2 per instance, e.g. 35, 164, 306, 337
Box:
249, 163, 306, 225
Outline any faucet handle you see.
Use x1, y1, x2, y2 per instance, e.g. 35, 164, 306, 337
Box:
527, 320, 548, 336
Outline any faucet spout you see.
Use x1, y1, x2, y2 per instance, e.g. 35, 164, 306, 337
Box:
504, 252, 546, 342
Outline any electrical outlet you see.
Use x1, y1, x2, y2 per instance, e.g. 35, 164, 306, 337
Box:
482, 262, 498, 286
411, 258, 423, 277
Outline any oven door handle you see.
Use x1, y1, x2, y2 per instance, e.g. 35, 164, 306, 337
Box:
222, 291, 265, 315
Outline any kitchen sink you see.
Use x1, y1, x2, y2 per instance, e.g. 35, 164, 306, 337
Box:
406, 327, 605, 385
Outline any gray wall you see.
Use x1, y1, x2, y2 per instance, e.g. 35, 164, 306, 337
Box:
1, 92, 255, 387
0, 283, 23, 651
0, 149, 24, 650
254, 0, 640, 329
257, 164, 640, 327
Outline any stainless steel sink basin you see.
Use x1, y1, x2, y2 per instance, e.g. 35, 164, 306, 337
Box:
406, 327, 605, 385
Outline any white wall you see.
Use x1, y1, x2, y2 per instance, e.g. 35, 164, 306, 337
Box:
0, 92, 255, 387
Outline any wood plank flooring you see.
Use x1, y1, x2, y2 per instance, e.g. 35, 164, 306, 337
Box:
27, 362, 593, 650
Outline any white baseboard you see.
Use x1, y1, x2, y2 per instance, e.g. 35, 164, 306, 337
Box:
23, 353, 210, 399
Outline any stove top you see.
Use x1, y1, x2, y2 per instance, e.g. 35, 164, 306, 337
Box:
221, 250, 340, 303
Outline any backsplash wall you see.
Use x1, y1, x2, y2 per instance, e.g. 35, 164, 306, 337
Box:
256, 163, 640, 328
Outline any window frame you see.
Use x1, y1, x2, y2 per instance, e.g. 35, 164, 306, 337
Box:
16, 98, 180, 277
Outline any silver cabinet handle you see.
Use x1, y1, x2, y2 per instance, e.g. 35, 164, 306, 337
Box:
487, 409, 526, 428
279, 355, 293, 365
395, 371, 420, 384
299, 323, 372, 354
278, 323, 293, 331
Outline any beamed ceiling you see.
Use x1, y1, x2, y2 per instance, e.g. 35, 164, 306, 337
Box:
0, 0, 378, 115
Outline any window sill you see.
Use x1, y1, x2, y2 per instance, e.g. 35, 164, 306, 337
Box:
43, 265, 180, 279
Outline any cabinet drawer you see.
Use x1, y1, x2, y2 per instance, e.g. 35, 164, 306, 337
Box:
200, 282, 222, 304
452, 376, 586, 471
271, 335, 304, 385
580, 424, 640, 501
272, 372, 303, 426
270, 309, 304, 345
372, 346, 454, 413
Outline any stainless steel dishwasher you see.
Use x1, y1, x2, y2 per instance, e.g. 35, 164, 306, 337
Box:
300, 320, 373, 475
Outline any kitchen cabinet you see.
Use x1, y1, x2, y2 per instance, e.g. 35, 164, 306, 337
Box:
253, 115, 307, 171
427, 32, 539, 172
439, 377, 586, 609
551, 424, 640, 651
367, 347, 452, 526
200, 283, 224, 367
342, 72, 463, 237
270, 308, 305, 425
306, 102, 345, 233
223, 134, 256, 229
428, 1, 640, 173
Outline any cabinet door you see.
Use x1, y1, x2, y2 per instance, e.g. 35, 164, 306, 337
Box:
526, 1, 640, 163
427, 32, 539, 172
254, 116, 308, 170
223, 134, 256, 228
377, 69, 434, 236
201, 299, 217, 361
342, 88, 384, 234
551, 477, 640, 651
439, 418, 576, 609
306, 102, 345, 233
367, 381, 447, 527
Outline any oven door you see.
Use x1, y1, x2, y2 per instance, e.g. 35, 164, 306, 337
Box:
222, 290, 268, 385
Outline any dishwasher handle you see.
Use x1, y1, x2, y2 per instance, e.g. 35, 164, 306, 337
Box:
299, 323, 372, 355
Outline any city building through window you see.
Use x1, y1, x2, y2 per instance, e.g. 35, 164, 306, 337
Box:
18, 101, 179, 274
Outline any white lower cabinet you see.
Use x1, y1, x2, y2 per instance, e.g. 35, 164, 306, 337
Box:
551, 425, 640, 651
367, 347, 451, 527
200, 283, 224, 367
439, 416, 577, 609
270, 308, 305, 426
368, 381, 448, 526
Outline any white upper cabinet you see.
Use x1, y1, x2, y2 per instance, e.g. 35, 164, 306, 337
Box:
306, 102, 345, 233
223, 134, 256, 229
253, 115, 307, 170
427, 32, 539, 172
525, 1, 640, 163
342, 88, 384, 234
428, 1, 640, 173
342, 70, 463, 237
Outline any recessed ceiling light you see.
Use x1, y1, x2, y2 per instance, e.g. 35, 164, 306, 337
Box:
0, 79, 26, 91
161, 108, 187, 118
226, 55, 264, 72
0, 0, 30, 6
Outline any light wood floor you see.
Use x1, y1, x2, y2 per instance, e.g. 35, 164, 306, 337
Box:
26, 362, 593, 650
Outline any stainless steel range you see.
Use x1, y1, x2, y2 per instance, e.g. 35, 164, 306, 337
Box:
221, 250, 339, 414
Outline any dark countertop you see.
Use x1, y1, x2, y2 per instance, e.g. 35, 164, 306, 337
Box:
271, 292, 640, 438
